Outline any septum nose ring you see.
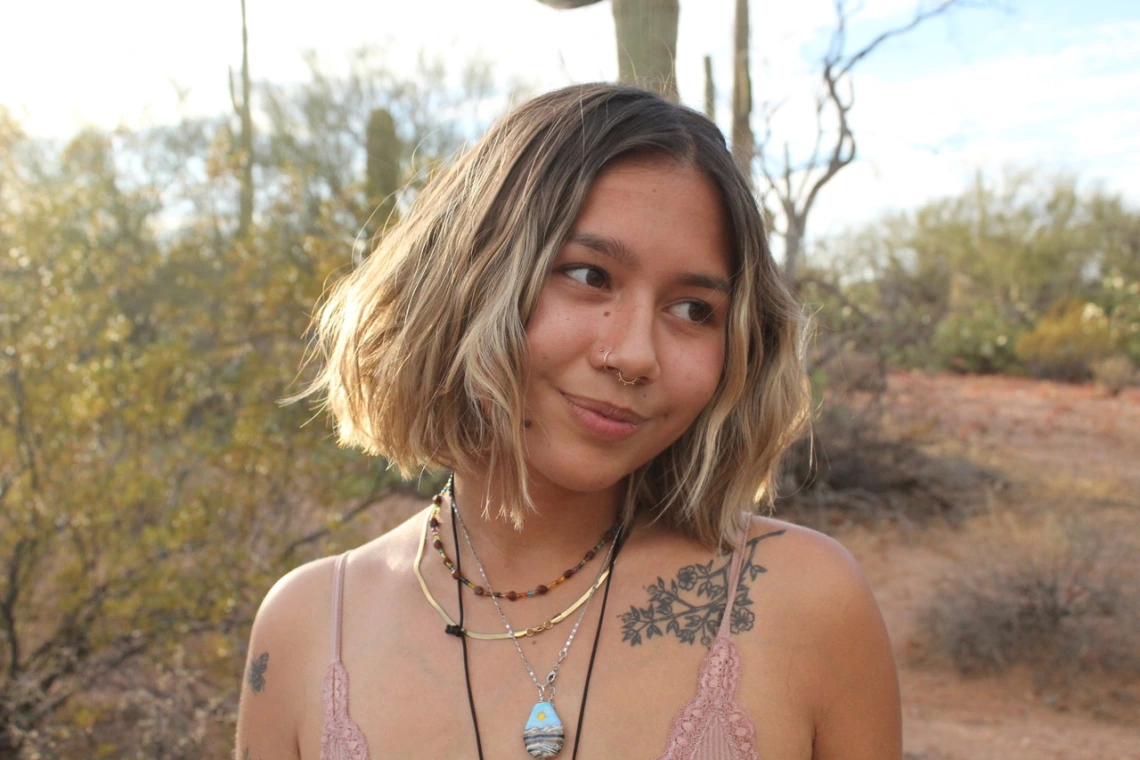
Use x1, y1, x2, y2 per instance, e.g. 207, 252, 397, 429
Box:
601, 348, 639, 386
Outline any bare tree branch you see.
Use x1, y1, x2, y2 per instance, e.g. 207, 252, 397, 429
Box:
0, 539, 30, 681
22, 637, 148, 727
754, 0, 990, 283
279, 477, 422, 560
835, 0, 980, 80
6, 357, 39, 492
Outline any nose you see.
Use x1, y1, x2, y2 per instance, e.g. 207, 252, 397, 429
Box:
595, 298, 661, 385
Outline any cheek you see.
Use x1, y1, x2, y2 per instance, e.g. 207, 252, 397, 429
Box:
665, 342, 725, 417
525, 291, 595, 365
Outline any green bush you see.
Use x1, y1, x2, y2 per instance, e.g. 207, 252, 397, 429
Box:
1095, 272, 1140, 365
931, 303, 1023, 374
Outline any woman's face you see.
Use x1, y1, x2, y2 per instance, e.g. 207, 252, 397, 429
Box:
522, 156, 732, 497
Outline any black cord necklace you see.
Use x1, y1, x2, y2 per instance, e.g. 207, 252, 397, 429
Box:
450, 500, 625, 760
451, 500, 486, 759
571, 525, 622, 760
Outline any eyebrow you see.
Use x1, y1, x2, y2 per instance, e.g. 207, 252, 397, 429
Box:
568, 231, 732, 293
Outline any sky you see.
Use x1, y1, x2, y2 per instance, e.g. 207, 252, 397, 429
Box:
2, 0, 1138, 240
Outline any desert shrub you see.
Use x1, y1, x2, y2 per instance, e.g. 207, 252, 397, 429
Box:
918, 514, 1140, 680
809, 343, 888, 395
778, 396, 993, 529
1091, 354, 1135, 395
930, 303, 1023, 375
1015, 300, 1119, 380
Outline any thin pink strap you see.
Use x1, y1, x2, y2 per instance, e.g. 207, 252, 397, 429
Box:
330, 552, 349, 664
716, 539, 748, 639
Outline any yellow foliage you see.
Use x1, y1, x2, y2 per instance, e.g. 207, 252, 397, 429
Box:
1015, 299, 1120, 379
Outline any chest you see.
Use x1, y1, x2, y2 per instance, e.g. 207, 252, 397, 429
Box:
298, 584, 816, 760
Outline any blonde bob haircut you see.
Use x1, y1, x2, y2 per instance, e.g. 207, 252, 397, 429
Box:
297, 83, 811, 549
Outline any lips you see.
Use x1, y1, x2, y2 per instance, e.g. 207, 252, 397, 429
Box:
561, 392, 647, 440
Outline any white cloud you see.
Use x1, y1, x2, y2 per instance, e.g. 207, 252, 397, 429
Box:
773, 19, 1140, 241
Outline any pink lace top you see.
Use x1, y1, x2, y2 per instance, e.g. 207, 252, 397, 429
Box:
320, 544, 759, 760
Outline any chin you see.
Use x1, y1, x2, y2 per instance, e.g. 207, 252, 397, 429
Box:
535, 466, 629, 497
524, 451, 634, 498
525, 442, 663, 500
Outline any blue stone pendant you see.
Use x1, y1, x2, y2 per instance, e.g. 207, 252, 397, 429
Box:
523, 700, 565, 758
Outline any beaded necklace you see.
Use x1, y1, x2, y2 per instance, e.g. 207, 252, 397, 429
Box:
430, 485, 619, 601
414, 508, 612, 640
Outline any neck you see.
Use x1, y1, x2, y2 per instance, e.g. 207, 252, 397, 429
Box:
447, 469, 623, 584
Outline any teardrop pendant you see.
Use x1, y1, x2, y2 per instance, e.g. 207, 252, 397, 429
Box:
523, 701, 565, 758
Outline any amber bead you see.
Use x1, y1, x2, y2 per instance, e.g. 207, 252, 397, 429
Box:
564, 568, 576, 578
536, 584, 549, 595
506, 591, 518, 601
451, 570, 461, 580
584, 550, 596, 561
432, 494, 443, 505
429, 516, 440, 528
432, 538, 443, 550
473, 586, 485, 596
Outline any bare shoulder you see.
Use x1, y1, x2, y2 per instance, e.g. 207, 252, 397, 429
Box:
251, 506, 428, 644
259, 554, 340, 626
234, 553, 338, 760
743, 515, 901, 760
744, 515, 873, 612
234, 509, 427, 758
741, 514, 889, 657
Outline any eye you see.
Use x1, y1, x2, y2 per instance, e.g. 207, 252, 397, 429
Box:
668, 300, 716, 324
562, 265, 609, 289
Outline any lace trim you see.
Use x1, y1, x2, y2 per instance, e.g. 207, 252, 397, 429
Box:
654, 637, 758, 760
321, 661, 369, 760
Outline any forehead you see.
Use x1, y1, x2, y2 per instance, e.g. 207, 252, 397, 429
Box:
570, 156, 733, 276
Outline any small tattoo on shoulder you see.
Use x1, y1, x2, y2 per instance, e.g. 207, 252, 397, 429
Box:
246, 651, 269, 694
621, 530, 784, 647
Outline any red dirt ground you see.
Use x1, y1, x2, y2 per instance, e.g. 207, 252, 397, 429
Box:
839, 372, 1140, 760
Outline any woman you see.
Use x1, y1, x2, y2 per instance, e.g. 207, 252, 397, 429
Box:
236, 83, 901, 760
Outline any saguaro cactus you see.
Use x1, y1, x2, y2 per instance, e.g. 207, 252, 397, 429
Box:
229, 0, 254, 237
731, 0, 754, 188
365, 107, 400, 230
535, 0, 680, 102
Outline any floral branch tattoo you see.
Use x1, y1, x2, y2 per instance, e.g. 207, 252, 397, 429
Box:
246, 652, 269, 694
621, 530, 784, 647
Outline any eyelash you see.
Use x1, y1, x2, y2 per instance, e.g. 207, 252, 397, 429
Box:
559, 264, 717, 326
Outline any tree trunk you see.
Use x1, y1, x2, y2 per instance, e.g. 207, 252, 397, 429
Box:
612, 0, 680, 102
731, 0, 754, 189
784, 212, 805, 285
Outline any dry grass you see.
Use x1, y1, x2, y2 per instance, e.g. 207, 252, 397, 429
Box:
916, 512, 1140, 690
1091, 354, 1135, 396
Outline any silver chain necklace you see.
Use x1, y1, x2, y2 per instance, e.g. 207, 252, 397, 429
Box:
451, 492, 619, 759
